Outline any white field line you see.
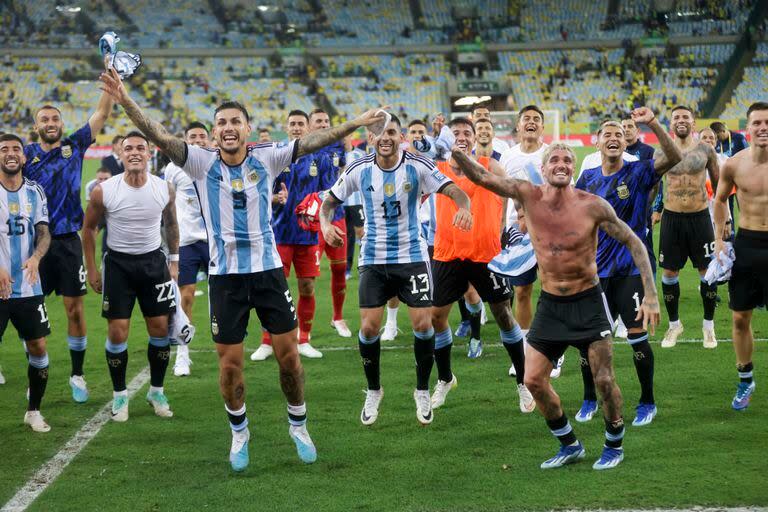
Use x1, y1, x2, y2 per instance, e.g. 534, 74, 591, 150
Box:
1, 367, 151, 512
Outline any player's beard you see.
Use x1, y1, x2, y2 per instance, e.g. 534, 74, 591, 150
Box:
674, 124, 691, 139
38, 126, 62, 144
0, 162, 22, 175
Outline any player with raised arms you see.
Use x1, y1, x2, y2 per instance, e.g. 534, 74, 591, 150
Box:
452, 143, 659, 470
98, 64, 387, 471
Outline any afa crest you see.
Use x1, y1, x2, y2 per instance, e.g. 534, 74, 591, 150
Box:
231, 179, 244, 192
384, 183, 395, 196
403, 182, 412, 192
102, 298, 110, 312
247, 171, 259, 183
309, 161, 318, 177
616, 183, 629, 200
8, 203, 19, 215
62, 145, 72, 159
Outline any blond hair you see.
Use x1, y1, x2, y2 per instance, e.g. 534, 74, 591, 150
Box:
542, 143, 576, 166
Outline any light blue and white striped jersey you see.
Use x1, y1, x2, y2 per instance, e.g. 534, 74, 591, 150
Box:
165, 162, 207, 246
419, 193, 436, 246
344, 148, 367, 206
181, 141, 297, 275
0, 178, 48, 298
329, 151, 451, 266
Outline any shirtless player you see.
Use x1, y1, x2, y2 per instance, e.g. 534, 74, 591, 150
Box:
452, 144, 659, 470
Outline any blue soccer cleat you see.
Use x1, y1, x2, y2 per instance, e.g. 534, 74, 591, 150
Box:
290, 425, 317, 464
69, 375, 89, 403
575, 400, 598, 423
632, 403, 657, 426
229, 428, 250, 472
454, 320, 471, 338
732, 381, 756, 411
467, 338, 483, 359
540, 442, 585, 469
592, 446, 624, 470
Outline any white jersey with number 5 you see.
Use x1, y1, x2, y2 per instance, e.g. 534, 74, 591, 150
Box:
181, 141, 297, 275
329, 151, 451, 266
0, 178, 48, 298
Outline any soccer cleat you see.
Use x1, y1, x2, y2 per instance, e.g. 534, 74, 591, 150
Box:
360, 388, 384, 425
592, 446, 624, 470
24, 411, 51, 433
298, 343, 323, 359
732, 381, 756, 411
661, 323, 684, 348
467, 338, 483, 359
229, 428, 250, 472
702, 327, 717, 349
380, 324, 400, 342
550, 355, 565, 379
331, 319, 353, 338
632, 403, 657, 426
0, 365, 5, 385
69, 375, 89, 403
540, 442, 585, 469
431, 374, 457, 409
146, 390, 173, 418
250, 344, 273, 361
111, 395, 129, 422
173, 346, 192, 376
344, 270, 352, 281
289, 424, 317, 464
413, 389, 433, 425
454, 320, 471, 338
480, 304, 488, 325
575, 400, 598, 423
517, 383, 536, 413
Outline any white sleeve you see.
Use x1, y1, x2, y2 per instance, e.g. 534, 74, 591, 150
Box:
419, 160, 451, 196
259, 140, 299, 178
182, 144, 218, 180
34, 184, 48, 225
329, 165, 361, 203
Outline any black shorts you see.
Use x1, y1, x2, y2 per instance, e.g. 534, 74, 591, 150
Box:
0, 296, 51, 342
102, 248, 175, 319
527, 286, 613, 364
729, 229, 768, 311
179, 240, 210, 286
344, 205, 365, 228
431, 259, 512, 307
509, 265, 538, 287
40, 233, 87, 297
659, 209, 714, 270
208, 268, 298, 343
600, 275, 644, 330
358, 262, 433, 308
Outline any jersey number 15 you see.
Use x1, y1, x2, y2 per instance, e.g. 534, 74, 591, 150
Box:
6, 217, 26, 236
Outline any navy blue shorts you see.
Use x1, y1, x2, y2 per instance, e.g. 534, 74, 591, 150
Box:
508, 265, 537, 287
179, 240, 210, 286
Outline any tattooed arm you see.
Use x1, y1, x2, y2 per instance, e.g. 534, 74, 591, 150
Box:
163, 183, 179, 281
438, 183, 472, 231
296, 108, 388, 158
705, 143, 720, 191
451, 149, 530, 202
319, 195, 345, 248
99, 67, 187, 166
593, 196, 659, 332
631, 107, 682, 175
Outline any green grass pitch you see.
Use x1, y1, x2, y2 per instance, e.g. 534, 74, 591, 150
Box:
0, 154, 766, 511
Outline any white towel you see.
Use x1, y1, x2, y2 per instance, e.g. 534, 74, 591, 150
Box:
704, 242, 735, 285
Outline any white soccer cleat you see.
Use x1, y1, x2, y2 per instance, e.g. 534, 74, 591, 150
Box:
480, 303, 488, 325
111, 395, 129, 422
431, 374, 457, 409
173, 345, 192, 377
146, 390, 174, 418
229, 428, 250, 472
360, 388, 384, 425
550, 354, 565, 379
331, 319, 353, 338
380, 324, 399, 342
517, 383, 536, 413
24, 411, 51, 433
298, 343, 323, 359
289, 424, 317, 464
661, 323, 684, 348
250, 344, 273, 361
413, 389, 433, 425
0, 365, 6, 385
703, 327, 717, 349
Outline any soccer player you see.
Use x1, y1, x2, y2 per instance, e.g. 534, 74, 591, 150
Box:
710, 121, 749, 157
428, 118, 532, 413
85, 168, 112, 200
453, 143, 659, 470
258, 128, 271, 143
470, 104, 510, 154
23, 90, 112, 403
343, 137, 366, 278
0, 133, 53, 432
699, 127, 731, 223
622, 115, 655, 161
658, 106, 721, 349
83, 131, 179, 422
319, 115, 472, 426
575, 110, 682, 426
164, 122, 212, 376
713, 102, 768, 411
99, 64, 385, 470
474, 118, 502, 161
309, 109, 352, 339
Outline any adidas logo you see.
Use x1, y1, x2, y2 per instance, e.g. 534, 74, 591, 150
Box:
420, 294, 429, 301
366, 185, 375, 192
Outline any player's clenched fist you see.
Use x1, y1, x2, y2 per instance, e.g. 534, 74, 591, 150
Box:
453, 208, 473, 231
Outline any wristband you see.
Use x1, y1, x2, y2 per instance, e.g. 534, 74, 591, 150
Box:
168, 254, 179, 262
